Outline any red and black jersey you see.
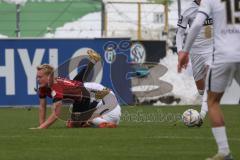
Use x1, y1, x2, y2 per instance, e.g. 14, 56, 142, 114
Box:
38, 77, 86, 103
38, 86, 52, 99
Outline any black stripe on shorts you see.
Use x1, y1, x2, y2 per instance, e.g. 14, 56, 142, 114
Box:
208, 69, 212, 91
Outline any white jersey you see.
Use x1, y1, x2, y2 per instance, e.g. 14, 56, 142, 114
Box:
84, 82, 105, 92
83, 82, 118, 109
199, 0, 240, 63
83, 82, 121, 125
177, 0, 213, 53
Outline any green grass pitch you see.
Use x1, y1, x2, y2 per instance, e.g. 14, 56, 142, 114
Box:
0, 0, 101, 37
0, 105, 239, 160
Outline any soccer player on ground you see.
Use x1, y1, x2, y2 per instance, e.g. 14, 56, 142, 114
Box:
34, 51, 121, 129
176, 0, 213, 126
178, 0, 240, 159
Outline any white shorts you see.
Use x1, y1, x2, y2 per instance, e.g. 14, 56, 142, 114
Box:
206, 62, 240, 93
190, 53, 211, 81
92, 105, 121, 125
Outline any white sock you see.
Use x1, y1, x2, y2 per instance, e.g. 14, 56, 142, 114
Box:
212, 127, 230, 156
200, 89, 208, 119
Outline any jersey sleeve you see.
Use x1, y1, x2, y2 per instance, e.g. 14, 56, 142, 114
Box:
198, 0, 212, 17
176, 25, 186, 52
38, 87, 47, 99
177, 7, 191, 29
84, 82, 105, 91
176, 8, 191, 52
177, 12, 189, 29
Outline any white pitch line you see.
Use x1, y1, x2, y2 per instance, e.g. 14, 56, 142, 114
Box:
144, 136, 240, 142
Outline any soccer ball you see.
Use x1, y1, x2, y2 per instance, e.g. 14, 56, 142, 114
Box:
182, 109, 200, 127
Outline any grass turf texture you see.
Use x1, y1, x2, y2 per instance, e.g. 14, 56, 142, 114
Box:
0, 105, 239, 160
0, 0, 101, 37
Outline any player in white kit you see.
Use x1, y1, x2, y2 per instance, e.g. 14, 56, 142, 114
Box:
176, 0, 213, 125
178, 0, 240, 159
67, 82, 121, 128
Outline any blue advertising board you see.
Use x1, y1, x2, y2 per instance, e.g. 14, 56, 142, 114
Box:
0, 38, 133, 106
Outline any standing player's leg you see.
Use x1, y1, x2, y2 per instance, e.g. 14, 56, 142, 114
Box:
234, 63, 240, 91
199, 55, 212, 122
199, 64, 210, 121
200, 88, 208, 119
190, 53, 210, 126
207, 92, 231, 159
206, 63, 235, 160
195, 78, 208, 120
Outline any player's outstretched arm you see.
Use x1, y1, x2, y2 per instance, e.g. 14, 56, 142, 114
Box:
39, 98, 47, 125
38, 101, 62, 129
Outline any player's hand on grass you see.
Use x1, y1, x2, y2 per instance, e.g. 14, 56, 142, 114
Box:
177, 51, 189, 73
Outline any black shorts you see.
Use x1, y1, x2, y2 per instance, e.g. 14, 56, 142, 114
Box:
72, 99, 98, 113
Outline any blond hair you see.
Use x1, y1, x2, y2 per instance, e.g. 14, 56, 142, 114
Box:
37, 64, 54, 76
